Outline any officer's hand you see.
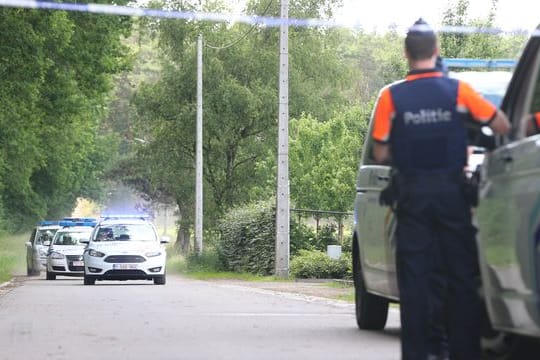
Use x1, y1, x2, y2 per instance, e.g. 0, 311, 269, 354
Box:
489, 110, 511, 135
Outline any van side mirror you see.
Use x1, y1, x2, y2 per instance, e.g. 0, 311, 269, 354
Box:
160, 236, 170, 244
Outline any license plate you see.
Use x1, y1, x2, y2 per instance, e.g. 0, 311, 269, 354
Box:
113, 264, 138, 270
72, 261, 84, 267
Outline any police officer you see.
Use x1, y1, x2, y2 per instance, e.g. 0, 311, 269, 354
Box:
371, 19, 510, 360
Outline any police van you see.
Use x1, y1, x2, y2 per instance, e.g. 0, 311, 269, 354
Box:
26, 221, 62, 276
352, 24, 540, 359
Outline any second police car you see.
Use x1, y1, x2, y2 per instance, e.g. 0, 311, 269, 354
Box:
81, 215, 170, 285
46, 219, 97, 280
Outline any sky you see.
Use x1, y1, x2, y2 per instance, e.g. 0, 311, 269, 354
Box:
335, 0, 540, 33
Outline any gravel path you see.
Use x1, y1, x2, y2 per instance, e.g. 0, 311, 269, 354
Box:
207, 279, 354, 302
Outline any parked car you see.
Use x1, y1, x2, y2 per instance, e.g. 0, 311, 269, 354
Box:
46, 219, 97, 280
352, 27, 540, 359
81, 215, 170, 285
25, 221, 61, 276
475, 26, 540, 357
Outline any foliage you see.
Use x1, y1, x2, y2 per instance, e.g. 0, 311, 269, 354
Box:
216, 199, 277, 275
313, 224, 339, 249
290, 249, 351, 279
215, 198, 326, 275
179, 247, 226, 273
253, 106, 370, 213
439, 0, 528, 60
0, 233, 27, 282
0, 5, 132, 230
130, 0, 354, 238
290, 222, 316, 254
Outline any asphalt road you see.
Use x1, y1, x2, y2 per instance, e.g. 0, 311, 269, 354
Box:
0, 274, 401, 360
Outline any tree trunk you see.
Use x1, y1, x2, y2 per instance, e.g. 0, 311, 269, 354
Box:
175, 226, 191, 255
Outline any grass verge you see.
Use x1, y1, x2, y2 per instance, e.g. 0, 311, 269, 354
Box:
167, 251, 292, 282
0, 233, 28, 283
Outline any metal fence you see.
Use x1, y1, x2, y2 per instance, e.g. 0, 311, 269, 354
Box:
291, 208, 353, 242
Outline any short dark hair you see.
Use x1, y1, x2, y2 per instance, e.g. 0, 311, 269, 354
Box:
405, 19, 437, 61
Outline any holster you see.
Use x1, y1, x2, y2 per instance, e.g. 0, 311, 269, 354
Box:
461, 169, 480, 208
379, 169, 399, 210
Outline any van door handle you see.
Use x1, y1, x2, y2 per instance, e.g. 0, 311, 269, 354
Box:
377, 175, 390, 181
500, 155, 513, 163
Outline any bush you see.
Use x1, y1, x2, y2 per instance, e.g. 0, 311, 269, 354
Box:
217, 200, 276, 275
290, 249, 352, 279
290, 222, 316, 255
313, 224, 339, 250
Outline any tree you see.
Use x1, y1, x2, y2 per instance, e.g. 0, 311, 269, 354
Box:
0, 5, 132, 230
440, 0, 527, 60
129, 0, 352, 251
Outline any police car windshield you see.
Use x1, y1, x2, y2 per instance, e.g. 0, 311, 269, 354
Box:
94, 224, 157, 242
53, 232, 90, 246
35, 229, 57, 245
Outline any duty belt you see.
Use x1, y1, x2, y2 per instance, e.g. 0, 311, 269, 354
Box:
396, 171, 464, 185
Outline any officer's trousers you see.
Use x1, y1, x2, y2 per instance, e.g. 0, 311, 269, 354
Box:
395, 178, 482, 360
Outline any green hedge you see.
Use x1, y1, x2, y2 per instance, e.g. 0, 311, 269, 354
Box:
216, 199, 352, 277
217, 200, 276, 275
290, 249, 352, 279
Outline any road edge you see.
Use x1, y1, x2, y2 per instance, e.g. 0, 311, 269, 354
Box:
0, 278, 14, 289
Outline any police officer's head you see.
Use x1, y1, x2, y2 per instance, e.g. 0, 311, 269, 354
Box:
405, 18, 439, 62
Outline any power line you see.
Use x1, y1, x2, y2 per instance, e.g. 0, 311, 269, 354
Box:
205, 0, 274, 50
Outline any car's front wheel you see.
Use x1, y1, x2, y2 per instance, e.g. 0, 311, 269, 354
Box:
352, 236, 389, 330
153, 274, 166, 285
46, 271, 56, 280
83, 275, 96, 285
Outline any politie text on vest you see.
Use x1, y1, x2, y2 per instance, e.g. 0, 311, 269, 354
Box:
403, 108, 452, 125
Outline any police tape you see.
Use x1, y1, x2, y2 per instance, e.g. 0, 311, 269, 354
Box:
0, 0, 538, 36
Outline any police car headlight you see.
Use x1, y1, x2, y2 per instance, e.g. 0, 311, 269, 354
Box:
145, 251, 161, 258
88, 249, 105, 257
50, 252, 65, 259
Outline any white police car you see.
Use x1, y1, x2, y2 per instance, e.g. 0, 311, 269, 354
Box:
26, 221, 62, 276
81, 215, 169, 285
46, 219, 97, 280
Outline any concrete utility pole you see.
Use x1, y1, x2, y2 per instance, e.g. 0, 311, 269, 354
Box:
275, 0, 289, 278
195, 33, 203, 255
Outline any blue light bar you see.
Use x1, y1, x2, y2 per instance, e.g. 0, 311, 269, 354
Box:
38, 220, 60, 226
59, 220, 97, 227
443, 58, 517, 69
63, 217, 97, 222
100, 214, 151, 220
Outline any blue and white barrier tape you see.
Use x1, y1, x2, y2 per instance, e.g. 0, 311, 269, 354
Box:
0, 0, 538, 36
443, 58, 517, 68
